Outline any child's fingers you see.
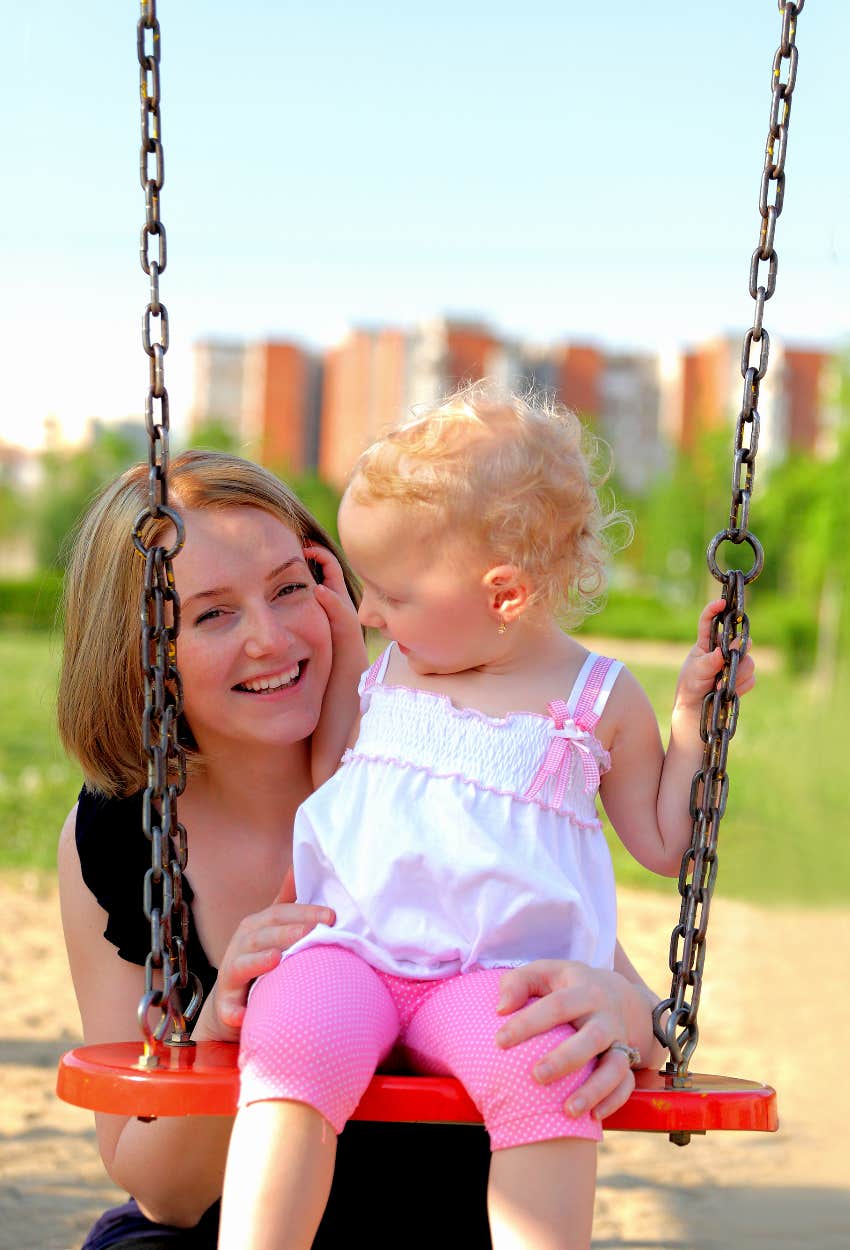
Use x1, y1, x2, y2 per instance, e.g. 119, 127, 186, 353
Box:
312, 581, 346, 621
303, 544, 346, 594
313, 582, 362, 650
733, 652, 756, 695
688, 647, 726, 684
696, 599, 727, 652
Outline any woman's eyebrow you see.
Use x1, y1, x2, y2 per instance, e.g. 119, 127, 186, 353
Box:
266, 558, 309, 581
184, 559, 308, 607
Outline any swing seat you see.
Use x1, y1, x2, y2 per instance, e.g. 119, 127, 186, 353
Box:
57, 1042, 777, 1133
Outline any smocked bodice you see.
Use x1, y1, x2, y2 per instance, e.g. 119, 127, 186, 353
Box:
284, 648, 624, 979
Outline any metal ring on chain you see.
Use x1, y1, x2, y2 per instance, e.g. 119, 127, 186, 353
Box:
706, 529, 765, 585
132, 505, 186, 562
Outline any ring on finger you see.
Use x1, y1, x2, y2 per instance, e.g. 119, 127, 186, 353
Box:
605, 1041, 641, 1068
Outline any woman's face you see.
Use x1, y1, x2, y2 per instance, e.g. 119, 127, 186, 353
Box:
173, 505, 332, 757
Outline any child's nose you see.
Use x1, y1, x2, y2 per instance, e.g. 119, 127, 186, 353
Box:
357, 593, 384, 631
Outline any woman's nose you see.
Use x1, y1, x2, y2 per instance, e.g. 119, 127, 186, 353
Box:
243, 605, 288, 659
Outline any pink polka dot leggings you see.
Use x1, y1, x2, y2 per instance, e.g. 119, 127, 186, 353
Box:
239, 944, 602, 1148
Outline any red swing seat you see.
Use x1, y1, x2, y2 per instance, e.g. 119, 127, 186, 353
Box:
57, 1041, 777, 1134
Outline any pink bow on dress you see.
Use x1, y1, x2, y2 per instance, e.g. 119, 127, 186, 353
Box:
523, 699, 600, 807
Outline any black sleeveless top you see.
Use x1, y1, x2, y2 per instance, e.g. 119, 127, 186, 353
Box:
75, 787, 492, 1250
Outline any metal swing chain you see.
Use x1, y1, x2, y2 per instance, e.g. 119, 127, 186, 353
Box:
652, 0, 804, 1112
133, 0, 202, 1064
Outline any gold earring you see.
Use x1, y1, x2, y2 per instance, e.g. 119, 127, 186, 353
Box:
497, 619, 507, 636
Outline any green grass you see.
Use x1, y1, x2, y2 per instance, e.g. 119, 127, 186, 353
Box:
2, 631, 847, 906
605, 664, 850, 907
0, 631, 81, 869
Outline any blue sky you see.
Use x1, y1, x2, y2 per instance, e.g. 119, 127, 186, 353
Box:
3, 1, 846, 449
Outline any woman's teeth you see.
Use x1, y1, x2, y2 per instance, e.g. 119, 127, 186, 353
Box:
238, 664, 301, 693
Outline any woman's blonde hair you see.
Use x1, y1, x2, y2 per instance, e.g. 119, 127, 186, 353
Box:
349, 381, 629, 624
58, 449, 357, 798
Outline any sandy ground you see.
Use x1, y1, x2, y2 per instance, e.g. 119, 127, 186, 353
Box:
0, 873, 848, 1250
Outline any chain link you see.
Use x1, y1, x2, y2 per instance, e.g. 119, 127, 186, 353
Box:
652, 2, 803, 1130
134, 1, 202, 1067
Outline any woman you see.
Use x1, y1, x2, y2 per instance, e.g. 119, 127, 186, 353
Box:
57, 450, 665, 1249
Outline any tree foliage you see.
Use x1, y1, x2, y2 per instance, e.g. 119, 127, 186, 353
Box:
616, 427, 729, 606
32, 428, 141, 570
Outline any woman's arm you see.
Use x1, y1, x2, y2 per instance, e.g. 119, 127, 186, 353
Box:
58, 810, 333, 1227
493, 945, 666, 1121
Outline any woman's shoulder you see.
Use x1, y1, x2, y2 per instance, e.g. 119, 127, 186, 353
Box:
70, 785, 165, 966
74, 786, 147, 888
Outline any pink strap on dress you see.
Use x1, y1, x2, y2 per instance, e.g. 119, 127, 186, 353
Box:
361, 645, 393, 692
362, 656, 384, 692
523, 655, 620, 805
572, 655, 619, 731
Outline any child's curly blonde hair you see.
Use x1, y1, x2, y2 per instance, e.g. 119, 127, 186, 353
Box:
348, 381, 629, 626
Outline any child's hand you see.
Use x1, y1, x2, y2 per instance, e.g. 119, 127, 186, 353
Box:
675, 598, 756, 713
303, 545, 367, 787
303, 545, 367, 675
303, 544, 366, 664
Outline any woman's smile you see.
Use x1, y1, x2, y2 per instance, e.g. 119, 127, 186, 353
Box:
234, 662, 305, 694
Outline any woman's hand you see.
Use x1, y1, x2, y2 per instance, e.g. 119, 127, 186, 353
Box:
304, 544, 368, 787
494, 959, 656, 1121
206, 868, 335, 1043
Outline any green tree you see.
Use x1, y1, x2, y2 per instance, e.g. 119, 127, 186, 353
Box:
0, 477, 27, 543
262, 460, 342, 543
747, 348, 850, 677
286, 471, 342, 543
33, 428, 139, 570
183, 419, 239, 453
623, 427, 730, 606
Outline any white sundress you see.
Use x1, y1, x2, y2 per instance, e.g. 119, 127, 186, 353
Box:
286, 646, 624, 979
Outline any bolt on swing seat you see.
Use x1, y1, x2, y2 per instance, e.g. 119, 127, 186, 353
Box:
57, 0, 804, 1144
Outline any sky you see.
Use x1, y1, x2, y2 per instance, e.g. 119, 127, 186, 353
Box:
2, 1, 847, 451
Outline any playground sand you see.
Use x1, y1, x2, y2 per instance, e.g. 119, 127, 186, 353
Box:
0, 874, 847, 1250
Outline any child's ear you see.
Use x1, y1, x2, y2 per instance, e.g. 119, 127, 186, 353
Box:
482, 564, 532, 625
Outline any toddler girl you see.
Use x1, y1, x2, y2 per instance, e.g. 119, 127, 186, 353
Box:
219, 385, 754, 1250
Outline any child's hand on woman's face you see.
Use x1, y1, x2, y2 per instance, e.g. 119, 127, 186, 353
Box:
304, 544, 368, 786
675, 598, 756, 712
211, 867, 335, 1043
303, 545, 368, 673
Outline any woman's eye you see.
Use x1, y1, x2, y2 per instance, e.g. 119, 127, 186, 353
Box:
275, 582, 308, 600
195, 607, 226, 625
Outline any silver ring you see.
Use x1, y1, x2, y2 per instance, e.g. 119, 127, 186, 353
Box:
607, 1042, 641, 1069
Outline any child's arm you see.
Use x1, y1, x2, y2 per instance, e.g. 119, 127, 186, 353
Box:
304, 545, 368, 789
600, 599, 755, 877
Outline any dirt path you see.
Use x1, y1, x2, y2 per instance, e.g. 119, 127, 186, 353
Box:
0, 873, 847, 1250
